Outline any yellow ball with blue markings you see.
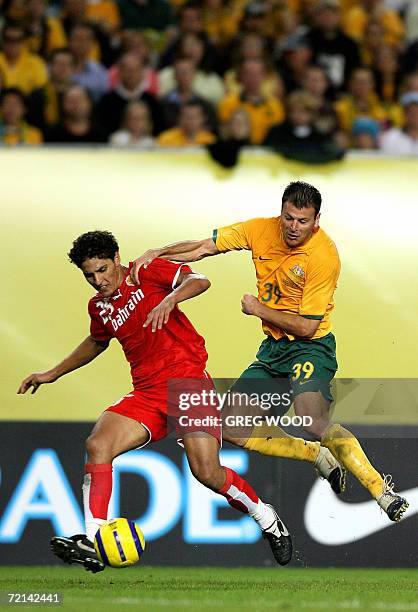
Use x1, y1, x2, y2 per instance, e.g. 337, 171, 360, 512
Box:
94, 518, 145, 568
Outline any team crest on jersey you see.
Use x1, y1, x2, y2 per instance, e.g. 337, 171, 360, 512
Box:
290, 264, 305, 278
96, 300, 115, 324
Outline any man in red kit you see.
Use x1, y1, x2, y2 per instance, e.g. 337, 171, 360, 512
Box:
18, 230, 292, 572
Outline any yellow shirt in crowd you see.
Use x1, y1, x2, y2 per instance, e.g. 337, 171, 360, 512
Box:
335, 94, 404, 133
26, 17, 67, 57
157, 128, 216, 147
218, 93, 284, 144
0, 123, 43, 145
342, 6, 405, 45
0, 51, 48, 95
214, 217, 340, 341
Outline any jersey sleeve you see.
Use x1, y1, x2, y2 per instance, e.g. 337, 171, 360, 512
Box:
299, 252, 340, 320
88, 301, 113, 343
136, 258, 192, 289
213, 219, 255, 252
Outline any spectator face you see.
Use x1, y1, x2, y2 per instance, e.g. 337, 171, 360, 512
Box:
365, 20, 384, 48
314, 7, 340, 33
2, 26, 26, 61
1, 92, 25, 126
240, 34, 265, 60
350, 69, 374, 99
124, 102, 150, 137
180, 34, 204, 67
27, 0, 46, 20
375, 45, 398, 74
362, 0, 381, 8
303, 67, 328, 97
50, 52, 75, 83
405, 103, 418, 129
205, 0, 223, 8
284, 45, 311, 71
240, 60, 265, 95
64, 0, 87, 19
353, 132, 377, 149
180, 104, 205, 136
3, 0, 26, 21
289, 103, 313, 127
228, 109, 251, 140
63, 86, 91, 120
69, 25, 94, 61
242, 10, 267, 35
120, 30, 150, 64
174, 59, 195, 91
180, 7, 202, 35
403, 74, 418, 93
119, 54, 143, 91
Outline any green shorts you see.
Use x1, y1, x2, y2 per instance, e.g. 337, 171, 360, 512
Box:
235, 333, 338, 402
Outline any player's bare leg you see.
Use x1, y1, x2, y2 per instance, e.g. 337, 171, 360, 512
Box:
293, 390, 408, 522
51, 412, 149, 572
182, 432, 292, 565
221, 393, 345, 494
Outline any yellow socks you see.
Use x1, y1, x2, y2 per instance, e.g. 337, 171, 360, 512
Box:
243, 423, 320, 464
321, 423, 383, 498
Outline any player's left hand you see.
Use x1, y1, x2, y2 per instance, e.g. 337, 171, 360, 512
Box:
143, 296, 176, 332
241, 294, 261, 317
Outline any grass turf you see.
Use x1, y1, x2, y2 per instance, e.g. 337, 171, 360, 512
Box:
0, 567, 417, 611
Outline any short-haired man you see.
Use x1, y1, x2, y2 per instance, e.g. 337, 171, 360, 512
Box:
131, 181, 408, 523
18, 231, 292, 572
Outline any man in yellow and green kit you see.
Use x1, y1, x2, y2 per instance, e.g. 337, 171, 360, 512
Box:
131, 180, 408, 522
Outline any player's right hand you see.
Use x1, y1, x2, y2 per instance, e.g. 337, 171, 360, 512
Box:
17, 371, 56, 395
130, 249, 161, 284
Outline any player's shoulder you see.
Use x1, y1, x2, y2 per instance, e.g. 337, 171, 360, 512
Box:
87, 293, 103, 314
308, 228, 340, 265
314, 227, 339, 254
242, 216, 279, 235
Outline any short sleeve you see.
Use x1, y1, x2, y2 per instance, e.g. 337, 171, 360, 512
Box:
299, 253, 340, 319
88, 301, 113, 342
213, 221, 252, 252
136, 258, 192, 289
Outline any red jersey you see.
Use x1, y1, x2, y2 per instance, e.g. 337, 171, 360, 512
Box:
88, 259, 208, 389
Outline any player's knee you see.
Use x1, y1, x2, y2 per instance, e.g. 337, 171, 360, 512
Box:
85, 434, 114, 463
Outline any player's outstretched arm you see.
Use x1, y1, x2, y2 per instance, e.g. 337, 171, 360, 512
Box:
17, 335, 109, 395
143, 272, 210, 332
241, 294, 321, 339
131, 238, 219, 284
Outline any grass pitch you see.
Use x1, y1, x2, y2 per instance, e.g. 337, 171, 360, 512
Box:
0, 567, 417, 611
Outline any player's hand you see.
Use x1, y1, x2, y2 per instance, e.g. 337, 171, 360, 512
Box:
143, 296, 176, 332
241, 294, 261, 317
17, 371, 56, 395
130, 249, 161, 285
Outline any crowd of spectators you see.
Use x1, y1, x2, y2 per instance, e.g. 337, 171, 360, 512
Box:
0, 0, 417, 160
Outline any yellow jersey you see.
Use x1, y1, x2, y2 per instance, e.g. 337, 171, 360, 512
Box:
0, 51, 48, 95
218, 93, 284, 144
157, 128, 216, 147
214, 217, 340, 341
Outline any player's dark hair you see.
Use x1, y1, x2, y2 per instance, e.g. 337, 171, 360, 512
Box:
68, 231, 119, 267
281, 181, 322, 216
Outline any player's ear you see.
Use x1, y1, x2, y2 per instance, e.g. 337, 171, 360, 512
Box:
314, 212, 321, 228
114, 252, 121, 266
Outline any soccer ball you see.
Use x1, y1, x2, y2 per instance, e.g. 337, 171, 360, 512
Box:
94, 518, 145, 568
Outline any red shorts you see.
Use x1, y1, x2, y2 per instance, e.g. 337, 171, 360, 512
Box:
105, 371, 222, 446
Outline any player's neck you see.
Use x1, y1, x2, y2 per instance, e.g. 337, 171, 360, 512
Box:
117, 265, 129, 287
